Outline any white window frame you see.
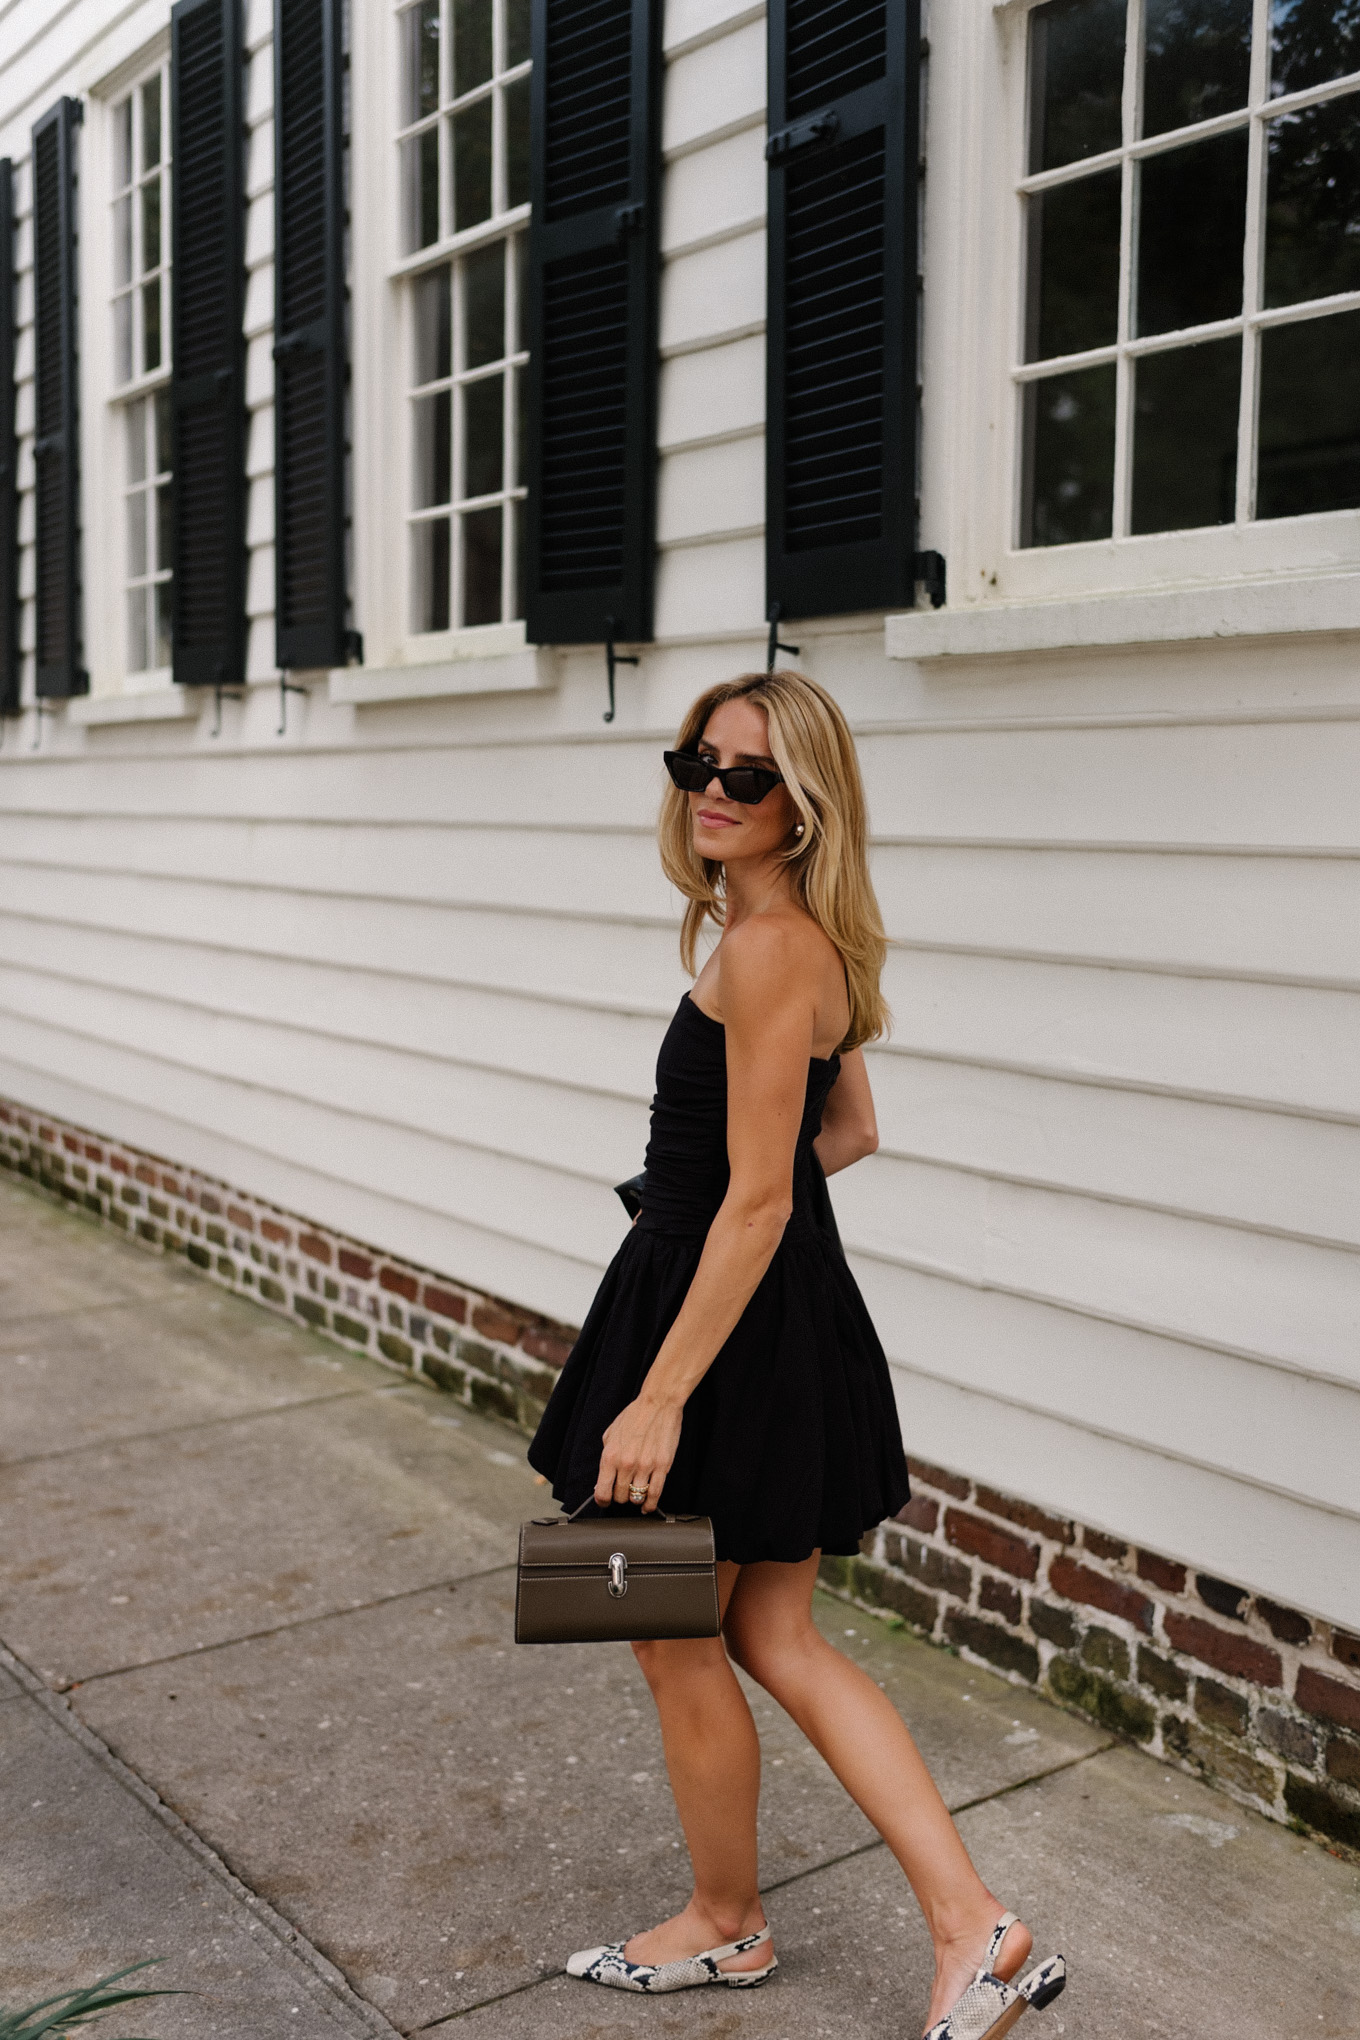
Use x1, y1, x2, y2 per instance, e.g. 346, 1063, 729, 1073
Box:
937, 0, 1360, 613
80, 32, 176, 700
350, 0, 536, 676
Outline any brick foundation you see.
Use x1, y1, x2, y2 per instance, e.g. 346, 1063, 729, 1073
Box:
0, 1099, 573, 1435
7, 1095, 1358, 1862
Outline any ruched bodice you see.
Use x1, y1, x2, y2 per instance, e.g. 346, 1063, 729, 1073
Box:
528, 992, 910, 1563
638, 996, 840, 1240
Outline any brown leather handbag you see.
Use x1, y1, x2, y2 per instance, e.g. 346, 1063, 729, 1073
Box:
515, 1496, 720, 1644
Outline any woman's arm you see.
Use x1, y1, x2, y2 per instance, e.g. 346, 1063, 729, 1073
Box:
814, 1048, 878, 1177
594, 918, 815, 1509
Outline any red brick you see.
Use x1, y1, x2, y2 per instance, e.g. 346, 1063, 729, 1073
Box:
976, 1486, 1073, 1545
944, 1508, 1038, 1581
1049, 1556, 1154, 1634
980, 1575, 1022, 1625
199, 1192, 221, 1214
62, 1133, 79, 1152
135, 1163, 158, 1185
227, 1205, 255, 1232
473, 1302, 533, 1343
1255, 1597, 1311, 1647
1082, 1528, 1127, 1563
1137, 1549, 1187, 1595
422, 1282, 466, 1321
1332, 1629, 1360, 1672
378, 1264, 418, 1300
520, 1327, 572, 1367
112, 1155, 130, 1174
1296, 1666, 1360, 1732
895, 1494, 939, 1535
1164, 1611, 1281, 1688
261, 1218, 292, 1245
15, 1113, 30, 1130
84, 1143, 104, 1163
340, 1248, 374, 1280
39, 1125, 55, 1143
907, 1456, 970, 1501
298, 1233, 333, 1265
161, 1174, 181, 1195
0, 1105, 10, 1122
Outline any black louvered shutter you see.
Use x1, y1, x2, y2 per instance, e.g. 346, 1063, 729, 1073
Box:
524, 0, 661, 646
0, 159, 19, 717
766, 0, 920, 620
274, 0, 350, 670
31, 100, 85, 699
171, 0, 247, 687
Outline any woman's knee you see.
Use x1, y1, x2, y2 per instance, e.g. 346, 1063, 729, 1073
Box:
723, 1607, 818, 1695
631, 1633, 728, 1692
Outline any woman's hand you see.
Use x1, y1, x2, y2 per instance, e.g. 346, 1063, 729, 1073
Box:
595, 1392, 683, 1512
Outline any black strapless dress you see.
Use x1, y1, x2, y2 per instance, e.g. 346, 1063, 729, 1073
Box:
527, 995, 911, 1563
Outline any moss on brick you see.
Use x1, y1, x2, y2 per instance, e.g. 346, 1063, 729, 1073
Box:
378, 1332, 414, 1367
1030, 1600, 1079, 1650
1165, 1717, 1278, 1802
1138, 1646, 1188, 1702
294, 1296, 327, 1328
1195, 1676, 1248, 1737
1081, 1627, 1131, 1679
1048, 1655, 1155, 1741
186, 1242, 211, 1269
332, 1313, 370, 1345
1284, 1774, 1360, 1852
469, 1374, 518, 1421
259, 1276, 286, 1303
422, 1352, 467, 1395
944, 1611, 1040, 1684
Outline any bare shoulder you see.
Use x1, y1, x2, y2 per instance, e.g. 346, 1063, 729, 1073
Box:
718, 909, 838, 1010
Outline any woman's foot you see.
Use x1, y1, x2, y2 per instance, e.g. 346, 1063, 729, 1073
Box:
624, 1897, 771, 1976
923, 1906, 1032, 2033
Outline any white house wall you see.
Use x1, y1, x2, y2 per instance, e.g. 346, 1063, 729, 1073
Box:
0, 0, 1356, 1635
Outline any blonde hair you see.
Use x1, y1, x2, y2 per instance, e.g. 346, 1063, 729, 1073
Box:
658, 670, 890, 1053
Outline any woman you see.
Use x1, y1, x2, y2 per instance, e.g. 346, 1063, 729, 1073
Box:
528, 672, 1066, 2040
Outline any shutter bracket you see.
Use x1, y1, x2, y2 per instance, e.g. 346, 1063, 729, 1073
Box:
277, 675, 309, 736
913, 551, 947, 609
766, 111, 839, 163
766, 602, 800, 672
209, 679, 245, 738
613, 202, 645, 242
603, 617, 639, 724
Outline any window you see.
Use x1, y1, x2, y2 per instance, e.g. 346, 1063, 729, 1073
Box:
1019, 0, 1360, 548
396, 0, 530, 632
111, 68, 173, 670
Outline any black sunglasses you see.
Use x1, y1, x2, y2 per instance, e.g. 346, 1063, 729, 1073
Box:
664, 749, 783, 806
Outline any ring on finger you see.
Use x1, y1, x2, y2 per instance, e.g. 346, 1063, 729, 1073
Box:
628, 1479, 648, 1502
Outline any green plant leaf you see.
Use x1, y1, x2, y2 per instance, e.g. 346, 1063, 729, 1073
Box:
0, 1960, 182, 2039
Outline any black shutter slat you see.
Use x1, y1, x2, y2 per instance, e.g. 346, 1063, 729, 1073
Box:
0, 159, 18, 717
171, 0, 247, 688
274, 0, 350, 671
525, 0, 661, 646
31, 100, 85, 700
766, 0, 920, 620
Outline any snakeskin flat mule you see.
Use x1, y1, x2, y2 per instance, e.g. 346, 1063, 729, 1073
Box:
565, 1922, 777, 1992
923, 1912, 1067, 2040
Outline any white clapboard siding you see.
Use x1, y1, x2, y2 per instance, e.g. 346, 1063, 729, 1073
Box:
864, 1054, 1360, 1247
659, 334, 764, 449
658, 438, 765, 548
663, 11, 763, 156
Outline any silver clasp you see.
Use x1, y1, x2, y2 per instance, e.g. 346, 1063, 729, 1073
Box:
607, 1551, 628, 1598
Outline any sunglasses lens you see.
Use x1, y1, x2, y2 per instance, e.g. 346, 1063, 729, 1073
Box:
664, 751, 708, 791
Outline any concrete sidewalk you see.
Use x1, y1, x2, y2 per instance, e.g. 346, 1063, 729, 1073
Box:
1, 1177, 1357, 2040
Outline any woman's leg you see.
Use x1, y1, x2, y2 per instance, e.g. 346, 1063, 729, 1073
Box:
622, 1561, 770, 1973
723, 1555, 1032, 2028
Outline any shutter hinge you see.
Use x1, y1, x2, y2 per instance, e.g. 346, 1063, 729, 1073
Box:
914, 551, 946, 610
343, 629, 364, 666
614, 203, 645, 243
603, 617, 638, 724
766, 111, 840, 163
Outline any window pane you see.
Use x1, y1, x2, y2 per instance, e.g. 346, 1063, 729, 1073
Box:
453, 0, 494, 95
1131, 336, 1239, 531
1026, 168, 1121, 359
1143, 0, 1250, 139
453, 98, 493, 229
463, 241, 506, 366
155, 388, 173, 475
127, 489, 148, 578
464, 373, 504, 495
1258, 307, 1360, 516
156, 481, 174, 573
1028, 0, 1126, 174
512, 497, 525, 619
1137, 127, 1248, 333
414, 263, 452, 381
512, 231, 528, 352
114, 98, 133, 188
115, 294, 133, 385
114, 195, 132, 286
126, 398, 148, 485
141, 178, 161, 275
506, 0, 530, 69
414, 389, 452, 505
154, 580, 173, 668
514, 364, 527, 487
1265, 95, 1360, 308
461, 505, 502, 624
1021, 363, 1117, 545
141, 76, 162, 170
127, 588, 149, 672
402, 130, 441, 251
143, 280, 162, 371
1270, 0, 1360, 99
401, 1, 441, 125
505, 75, 531, 208
413, 517, 451, 630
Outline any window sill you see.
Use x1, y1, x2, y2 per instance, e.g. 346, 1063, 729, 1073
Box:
884, 570, 1360, 663
328, 646, 558, 706
67, 688, 204, 726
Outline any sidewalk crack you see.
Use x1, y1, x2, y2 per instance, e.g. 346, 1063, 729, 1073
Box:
1, 1383, 408, 1473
